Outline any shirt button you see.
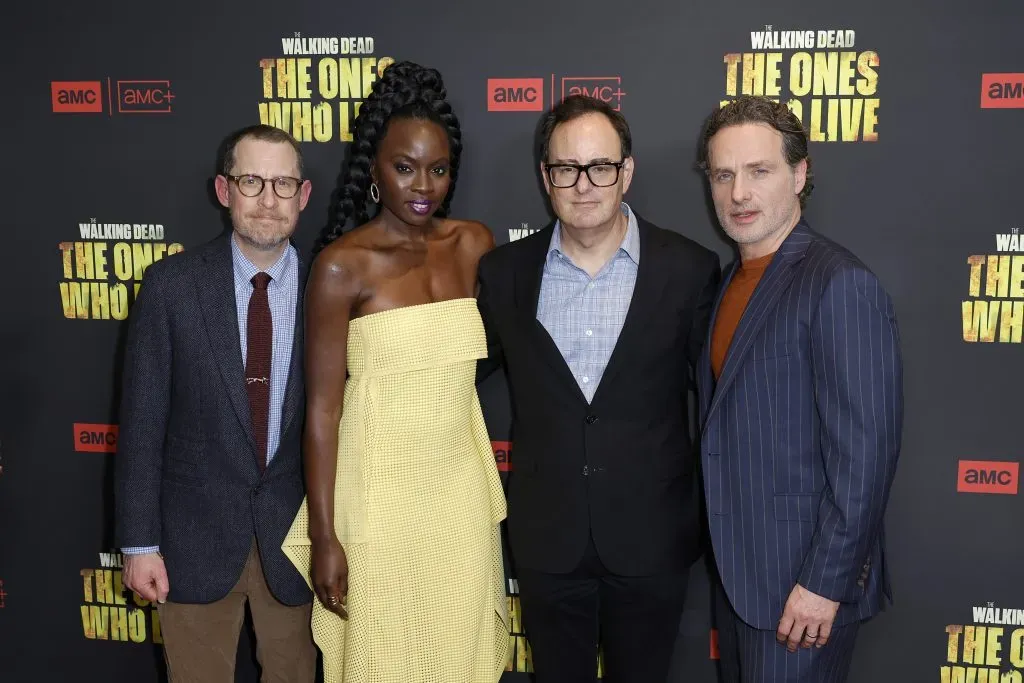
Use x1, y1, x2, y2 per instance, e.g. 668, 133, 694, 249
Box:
587, 282, 595, 289
582, 376, 589, 384
586, 329, 593, 336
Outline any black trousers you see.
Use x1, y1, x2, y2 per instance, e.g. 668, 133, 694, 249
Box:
517, 536, 689, 683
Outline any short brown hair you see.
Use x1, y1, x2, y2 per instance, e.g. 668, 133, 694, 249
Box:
697, 95, 814, 207
219, 124, 305, 177
539, 95, 632, 162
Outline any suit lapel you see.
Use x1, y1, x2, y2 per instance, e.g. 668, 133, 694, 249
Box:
703, 222, 813, 428
591, 219, 666, 403
196, 236, 258, 455
699, 259, 738, 419
277, 249, 308, 446
514, 224, 588, 402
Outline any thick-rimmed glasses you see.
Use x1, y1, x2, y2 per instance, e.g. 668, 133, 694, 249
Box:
226, 174, 304, 199
544, 161, 625, 188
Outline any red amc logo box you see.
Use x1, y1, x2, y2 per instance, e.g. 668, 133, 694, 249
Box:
487, 78, 544, 112
51, 81, 103, 113
492, 441, 512, 472
74, 423, 119, 453
981, 73, 1024, 108
957, 460, 1019, 494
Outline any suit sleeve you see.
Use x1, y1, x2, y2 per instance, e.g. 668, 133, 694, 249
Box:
687, 250, 722, 374
114, 265, 173, 550
797, 266, 903, 603
475, 253, 505, 384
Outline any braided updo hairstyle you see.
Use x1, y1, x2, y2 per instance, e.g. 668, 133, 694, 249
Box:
313, 61, 463, 253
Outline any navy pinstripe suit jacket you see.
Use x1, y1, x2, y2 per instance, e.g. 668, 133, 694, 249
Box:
698, 220, 903, 630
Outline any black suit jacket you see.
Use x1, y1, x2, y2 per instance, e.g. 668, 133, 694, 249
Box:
477, 216, 721, 575
114, 235, 311, 606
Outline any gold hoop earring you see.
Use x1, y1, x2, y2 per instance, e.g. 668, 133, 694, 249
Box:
369, 182, 380, 203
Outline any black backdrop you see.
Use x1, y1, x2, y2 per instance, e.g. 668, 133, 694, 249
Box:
4, 1, 1024, 680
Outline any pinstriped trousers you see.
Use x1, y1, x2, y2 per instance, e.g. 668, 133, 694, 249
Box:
714, 579, 860, 682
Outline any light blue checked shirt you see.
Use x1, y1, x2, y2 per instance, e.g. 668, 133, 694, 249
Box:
123, 237, 299, 556
537, 202, 639, 403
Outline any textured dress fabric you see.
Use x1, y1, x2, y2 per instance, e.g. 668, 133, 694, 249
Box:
283, 298, 509, 683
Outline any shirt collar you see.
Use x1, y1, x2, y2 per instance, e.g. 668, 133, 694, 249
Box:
548, 202, 640, 265
231, 234, 294, 286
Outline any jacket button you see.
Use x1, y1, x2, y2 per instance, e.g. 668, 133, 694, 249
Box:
581, 465, 590, 476
585, 414, 598, 425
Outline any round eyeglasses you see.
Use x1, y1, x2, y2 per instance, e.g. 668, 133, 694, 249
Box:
226, 174, 304, 199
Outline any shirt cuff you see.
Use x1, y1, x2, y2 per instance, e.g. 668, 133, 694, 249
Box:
121, 546, 160, 555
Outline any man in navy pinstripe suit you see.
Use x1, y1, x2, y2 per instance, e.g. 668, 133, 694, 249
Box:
696, 95, 903, 682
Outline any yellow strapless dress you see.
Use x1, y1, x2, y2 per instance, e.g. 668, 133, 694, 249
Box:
282, 298, 509, 683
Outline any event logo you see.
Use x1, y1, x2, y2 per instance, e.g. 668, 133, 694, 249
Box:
487, 74, 626, 112
257, 32, 394, 142
58, 219, 183, 321
51, 81, 103, 113
505, 577, 606, 675
719, 26, 880, 141
51, 79, 175, 115
117, 80, 175, 113
492, 441, 512, 472
710, 629, 720, 659
558, 76, 626, 111
80, 551, 163, 644
942, 603, 1024, 681
508, 222, 537, 243
0, 579, 6, 608
962, 228, 1023, 344
957, 460, 1019, 495
74, 423, 118, 453
981, 73, 1024, 109
488, 78, 544, 112
506, 578, 533, 673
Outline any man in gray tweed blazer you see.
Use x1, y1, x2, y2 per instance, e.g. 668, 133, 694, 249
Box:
115, 124, 316, 682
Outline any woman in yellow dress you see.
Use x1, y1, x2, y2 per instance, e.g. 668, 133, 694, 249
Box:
281, 61, 508, 682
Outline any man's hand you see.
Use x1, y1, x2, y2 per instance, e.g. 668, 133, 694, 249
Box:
777, 584, 839, 652
123, 552, 170, 604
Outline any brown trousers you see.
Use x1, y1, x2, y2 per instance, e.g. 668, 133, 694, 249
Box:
157, 540, 315, 683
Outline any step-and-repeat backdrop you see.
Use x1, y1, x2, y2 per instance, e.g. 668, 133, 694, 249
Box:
3, 1, 1023, 680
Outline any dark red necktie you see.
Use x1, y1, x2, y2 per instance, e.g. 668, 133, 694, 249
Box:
246, 272, 272, 473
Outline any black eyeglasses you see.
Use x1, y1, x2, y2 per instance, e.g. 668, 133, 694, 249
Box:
225, 174, 304, 199
543, 161, 625, 188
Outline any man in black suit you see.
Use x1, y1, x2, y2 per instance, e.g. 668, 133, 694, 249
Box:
477, 95, 721, 683
115, 124, 316, 682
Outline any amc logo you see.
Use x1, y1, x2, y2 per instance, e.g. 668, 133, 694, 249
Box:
51, 81, 103, 113
492, 440, 512, 472
487, 78, 544, 112
117, 80, 175, 113
981, 73, 1024, 108
957, 460, 1019, 495
559, 76, 626, 111
74, 423, 119, 453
